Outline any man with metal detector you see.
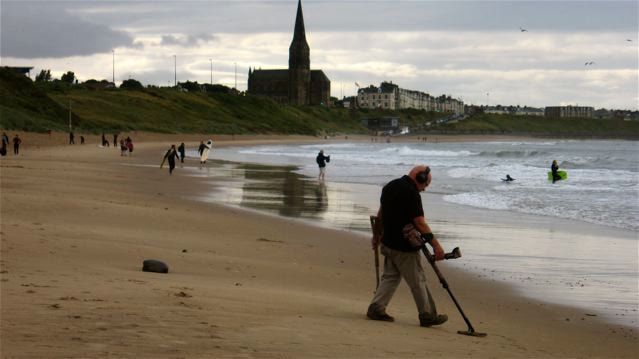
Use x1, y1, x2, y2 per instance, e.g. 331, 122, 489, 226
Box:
367, 165, 449, 327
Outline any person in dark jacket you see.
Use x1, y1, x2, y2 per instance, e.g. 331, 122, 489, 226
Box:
316, 150, 330, 181
163, 145, 180, 174
198, 141, 206, 157
551, 160, 560, 183
367, 165, 448, 328
177, 143, 186, 163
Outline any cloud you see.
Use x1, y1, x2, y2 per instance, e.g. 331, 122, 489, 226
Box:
1, 1, 636, 109
1, 2, 136, 58
159, 33, 218, 47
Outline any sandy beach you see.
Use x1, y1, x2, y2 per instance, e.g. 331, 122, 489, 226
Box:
1, 132, 637, 358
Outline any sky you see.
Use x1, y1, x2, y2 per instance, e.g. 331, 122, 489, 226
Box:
1, 0, 637, 109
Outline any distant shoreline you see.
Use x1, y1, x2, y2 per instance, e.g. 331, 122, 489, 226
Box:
11, 130, 636, 152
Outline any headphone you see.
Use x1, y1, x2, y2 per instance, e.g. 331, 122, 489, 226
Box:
416, 166, 431, 184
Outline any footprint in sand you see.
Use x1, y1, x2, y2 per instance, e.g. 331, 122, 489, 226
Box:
175, 291, 192, 298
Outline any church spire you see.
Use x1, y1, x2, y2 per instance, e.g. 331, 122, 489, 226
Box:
292, 0, 306, 42
289, 0, 310, 70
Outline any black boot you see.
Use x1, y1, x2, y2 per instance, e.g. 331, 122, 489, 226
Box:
419, 313, 448, 327
367, 304, 395, 322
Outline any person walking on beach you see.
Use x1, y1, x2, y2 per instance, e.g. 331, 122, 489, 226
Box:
1, 132, 9, 156
69, 131, 75, 144
12, 134, 22, 155
316, 149, 330, 181
551, 160, 560, 183
80, 135, 85, 144
163, 145, 180, 175
113, 133, 119, 148
177, 142, 186, 163
367, 165, 448, 328
198, 140, 206, 157
126, 137, 133, 156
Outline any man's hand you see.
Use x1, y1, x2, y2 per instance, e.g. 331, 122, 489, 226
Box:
431, 238, 445, 261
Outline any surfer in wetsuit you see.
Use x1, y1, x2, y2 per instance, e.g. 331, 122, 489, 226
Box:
316, 149, 330, 181
163, 145, 180, 175
177, 142, 186, 163
502, 174, 515, 182
551, 160, 560, 183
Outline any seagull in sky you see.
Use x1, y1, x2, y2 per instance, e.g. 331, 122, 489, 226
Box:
626, 39, 633, 42
519, 27, 528, 32
585, 61, 595, 66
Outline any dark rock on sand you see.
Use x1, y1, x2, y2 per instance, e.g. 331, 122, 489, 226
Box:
142, 259, 169, 274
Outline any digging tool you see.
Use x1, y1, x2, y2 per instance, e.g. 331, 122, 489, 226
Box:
421, 237, 487, 337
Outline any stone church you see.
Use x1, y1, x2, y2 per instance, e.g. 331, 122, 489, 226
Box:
247, 0, 331, 106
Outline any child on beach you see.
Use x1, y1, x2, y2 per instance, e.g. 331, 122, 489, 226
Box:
119, 139, 127, 156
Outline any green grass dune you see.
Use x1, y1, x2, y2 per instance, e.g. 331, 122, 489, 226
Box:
1, 67, 637, 138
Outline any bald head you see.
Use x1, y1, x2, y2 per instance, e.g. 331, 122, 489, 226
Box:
408, 165, 431, 190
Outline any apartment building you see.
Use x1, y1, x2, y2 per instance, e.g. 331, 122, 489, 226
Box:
544, 106, 594, 118
357, 82, 463, 114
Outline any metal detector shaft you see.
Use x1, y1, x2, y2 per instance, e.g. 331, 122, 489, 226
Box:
421, 244, 481, 335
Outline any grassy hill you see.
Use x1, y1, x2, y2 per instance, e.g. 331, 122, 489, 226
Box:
0, 68, 366, 135
1, 67, 638, 138
431, 113, 639, 138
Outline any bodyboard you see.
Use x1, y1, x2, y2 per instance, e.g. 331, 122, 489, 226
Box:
200, 139, 213, 162
548, 171, 567, 181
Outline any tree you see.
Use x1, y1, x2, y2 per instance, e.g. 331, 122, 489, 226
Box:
120, 78, 144, 90
35, 69, 52, 82
178, 80, 201, 92
61, 71, 75, 84
202, 83, 232, 94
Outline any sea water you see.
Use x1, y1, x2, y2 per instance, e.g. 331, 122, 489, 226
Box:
200, 139, 638, 327
215, 140, 639, 232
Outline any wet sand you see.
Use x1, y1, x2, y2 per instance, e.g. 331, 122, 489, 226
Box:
1, 132, 637, 358
181, 151, 639, 328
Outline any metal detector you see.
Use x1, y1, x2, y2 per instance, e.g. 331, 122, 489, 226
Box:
421, 240, 487, 337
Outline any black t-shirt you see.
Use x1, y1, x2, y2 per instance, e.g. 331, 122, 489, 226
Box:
380, 175, 424, 252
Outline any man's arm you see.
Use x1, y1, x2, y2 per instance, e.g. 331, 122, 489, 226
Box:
413, 216, 445, 261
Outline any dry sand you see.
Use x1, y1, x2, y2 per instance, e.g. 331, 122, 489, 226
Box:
1, 132, 637, 358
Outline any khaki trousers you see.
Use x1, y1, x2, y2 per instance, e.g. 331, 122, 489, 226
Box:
370, 244, 437, 316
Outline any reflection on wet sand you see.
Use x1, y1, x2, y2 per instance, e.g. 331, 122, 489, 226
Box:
198, 161, 372, 231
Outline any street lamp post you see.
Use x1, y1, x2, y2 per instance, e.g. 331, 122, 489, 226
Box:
174, 55, 177, 89
112, 50, 115, 84
209, 58, 213, 85
234, 62, 237, 90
